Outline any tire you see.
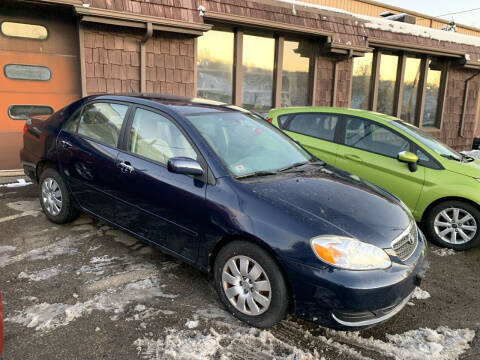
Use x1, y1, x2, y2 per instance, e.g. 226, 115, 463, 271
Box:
213, 241, 289, 328
39, 167, 78, 224
425, 200, 480, 250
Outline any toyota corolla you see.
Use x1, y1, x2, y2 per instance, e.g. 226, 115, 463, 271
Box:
20, 95, 426, 329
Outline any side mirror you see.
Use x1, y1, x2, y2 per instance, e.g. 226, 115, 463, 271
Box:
397, 151, 419, 172
167, 157, 204, 176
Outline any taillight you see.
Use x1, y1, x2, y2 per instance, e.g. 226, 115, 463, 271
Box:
267, 118, 273, 123
23, 122, 28, 135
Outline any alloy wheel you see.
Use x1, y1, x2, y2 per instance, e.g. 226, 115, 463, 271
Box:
434, 207, 477, 244
41, 177, 63, 216
222, 255, 272, 316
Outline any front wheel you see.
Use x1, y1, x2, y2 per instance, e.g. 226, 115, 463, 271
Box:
39, 168, 78, 224
213, 241, 289, 328
425, 201, 480, 250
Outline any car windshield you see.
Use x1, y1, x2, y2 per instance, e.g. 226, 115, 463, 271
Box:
391, 121, 463, 161
186, 111, 314, 178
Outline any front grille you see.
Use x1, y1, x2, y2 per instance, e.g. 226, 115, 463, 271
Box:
392, 223, 418, 262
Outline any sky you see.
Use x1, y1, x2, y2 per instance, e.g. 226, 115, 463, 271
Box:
378, 0, 480, 29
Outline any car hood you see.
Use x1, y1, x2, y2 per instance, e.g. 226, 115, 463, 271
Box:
241, 165, 413, 249
441, 156, 480, 178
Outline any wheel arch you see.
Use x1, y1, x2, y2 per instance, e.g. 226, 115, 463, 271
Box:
421, 196, 480, 222
208, 234, 295, 314
36, 160, 58, 182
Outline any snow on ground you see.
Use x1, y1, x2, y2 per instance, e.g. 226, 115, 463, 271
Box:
0, 179, 32, 188
432, 248, 457, 257
329, 327, 475, 360
412, 287, 431, 300
134, 327, 321, 360
18, 267, 60, 282
6, 278, 176, 330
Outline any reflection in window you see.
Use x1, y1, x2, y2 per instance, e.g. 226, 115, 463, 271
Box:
8, 105, 53, 120
422, 61, 443, 128
129, 109, 196, 164
242, 35, 275, 112
4, 64, 51, 81
401, 57, 421, 123
77, 103, 128, 147
351, 53, 373, 110
1, 22, 47, 39
377, 54, 399, 115
197, 30, 234, 103
282, 40, 311, 106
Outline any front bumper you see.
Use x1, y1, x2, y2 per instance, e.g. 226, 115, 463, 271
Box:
282, 231, 427, 330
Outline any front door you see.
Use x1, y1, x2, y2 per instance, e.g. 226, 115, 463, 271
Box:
57, 101, 129, 222
336, 115, 425, 212
114, 107, 207, 261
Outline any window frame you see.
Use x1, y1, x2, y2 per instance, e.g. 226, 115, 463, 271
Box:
280, 112, 343, 144
120, 104, 211, 183
4, 63, 52, 81
0, 21, 49, 40
7, 104, 54, 120
62, 100, 132, 150
197, 26, 315, 109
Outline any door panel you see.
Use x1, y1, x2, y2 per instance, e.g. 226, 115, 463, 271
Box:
336, 116, 425, 211
284, 130, 339, 165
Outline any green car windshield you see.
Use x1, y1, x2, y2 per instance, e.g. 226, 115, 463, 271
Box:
187, 111, 314, 177
392, 121, 463, 161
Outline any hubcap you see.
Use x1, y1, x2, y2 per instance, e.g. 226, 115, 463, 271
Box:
222, 255, 272, 316
41, 178, 63, 216
434, 208, 477, 244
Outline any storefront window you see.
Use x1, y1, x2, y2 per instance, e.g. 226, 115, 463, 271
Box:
422, 60, 443, 128
242, 34, 275, 112
350, 53, 373, 110
1, 22, 47, 40
376, 53, 399, 115
281, 40, 311, 107
197, 30, 234, 103
401, 57, 421, 124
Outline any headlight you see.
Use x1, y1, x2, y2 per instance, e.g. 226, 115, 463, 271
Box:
310, 236, 391, 270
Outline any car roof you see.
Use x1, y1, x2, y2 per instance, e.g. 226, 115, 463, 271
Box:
269, 106, 399, 124
85, 93, 249, 115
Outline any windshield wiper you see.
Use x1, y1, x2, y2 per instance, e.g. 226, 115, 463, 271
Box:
235, 170, 279, 179
440, 154, 461, 162
460, 153, 474, 162
277, 161, 309, 172
278, 160, 325, 173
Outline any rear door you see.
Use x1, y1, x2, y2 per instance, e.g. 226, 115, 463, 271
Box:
278, 112, 340, 165
57, 101, 130, 222
113, 106, 207, 261
335, 115, 425, 211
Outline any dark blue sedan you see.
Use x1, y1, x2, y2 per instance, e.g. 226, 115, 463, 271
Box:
20, 94, 426, 329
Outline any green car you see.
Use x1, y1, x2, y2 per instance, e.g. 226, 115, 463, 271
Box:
267, 107, 480, 250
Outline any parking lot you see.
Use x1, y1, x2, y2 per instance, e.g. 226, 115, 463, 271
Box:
0, 180, 479, 360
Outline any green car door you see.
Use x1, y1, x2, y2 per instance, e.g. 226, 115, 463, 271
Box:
335, 115, 426, 212
276, 112, 340, 165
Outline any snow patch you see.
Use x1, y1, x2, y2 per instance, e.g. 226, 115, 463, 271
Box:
7, 278, 176, 330
433, 248, 457, 257
462, 150, 480, 159
185, 320, 199, 329
329, 326, 475, 360
412, 287, 431, 300
18, 267, 60, 282
134, 327, 319, 360
0, 179, 32, 188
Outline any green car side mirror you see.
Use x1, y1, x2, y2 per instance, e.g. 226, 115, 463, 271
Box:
397, 151, 419, 172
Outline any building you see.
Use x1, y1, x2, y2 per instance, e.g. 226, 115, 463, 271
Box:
1, 0, 480, 171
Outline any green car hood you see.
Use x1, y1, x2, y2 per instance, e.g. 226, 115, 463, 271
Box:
441, 156, 480, 178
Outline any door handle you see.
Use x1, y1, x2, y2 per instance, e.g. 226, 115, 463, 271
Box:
60, 140, 72, 149
118, 161, 134, 174
344, 154, 363, 162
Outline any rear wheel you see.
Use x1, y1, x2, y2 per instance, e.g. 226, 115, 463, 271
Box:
39, 168, 78, 224
425, 201, 480, 250
213, 241, 289, 328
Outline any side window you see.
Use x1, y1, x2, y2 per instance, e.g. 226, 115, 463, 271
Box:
285, 113, 339, 141
77, 103, 128, 147
63, 109, 81, 133
128, 108, 197, 165
277, 114, 289, 129
344, 117, 410, 158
